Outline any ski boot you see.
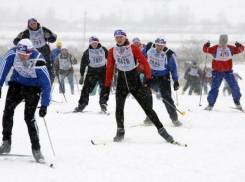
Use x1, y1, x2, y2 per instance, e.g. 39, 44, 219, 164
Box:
173, 120, 182, 127
158, 127, 174, 143
100, 104, 107, 113
113, 128, 125, 142
32, 149, 44, 162
234, 101, 243, 110
143, 116, 153, 125
0, 140, 11, 154
74, 103, 86, 112
205, 104, 214, 111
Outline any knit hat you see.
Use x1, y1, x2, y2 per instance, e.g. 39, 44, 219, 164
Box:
56, 41, 62, 47
155, 35, 166, 45
89, 36, 99, 44
28, 18, 37, 24
132, 38, 140, 43
219, 34, 228, 44
16, 39, 33, 55
114, 28, 127, 37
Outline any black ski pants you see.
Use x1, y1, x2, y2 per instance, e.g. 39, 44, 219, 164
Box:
2, 82, 41, 150
78, 71, 107, 107
115, 74, 164, 130
144, 74, 178, 122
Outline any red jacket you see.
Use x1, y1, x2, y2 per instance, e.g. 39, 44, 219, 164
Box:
203, 44, 244, 72
105, 42, 151, 87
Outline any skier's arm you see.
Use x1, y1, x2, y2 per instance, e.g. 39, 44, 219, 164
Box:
13, 29, 29, 45
54, 57, 60, 75
105, 48, 115, 87
229, 44, 245, 54
0, 50, 15, 87
80, 50, 89, 77
102, 46, 108, 59
42, 27, 57, 43
36, 65, 51, 107
167, 54, 179, 82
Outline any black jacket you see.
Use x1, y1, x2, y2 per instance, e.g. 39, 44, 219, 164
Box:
80, 43, 108, 77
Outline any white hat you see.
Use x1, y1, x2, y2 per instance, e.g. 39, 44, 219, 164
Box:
155, 35, 166, 45
114, 28, 127, 37
16, 39, 33, 55
89, 36, 99, 44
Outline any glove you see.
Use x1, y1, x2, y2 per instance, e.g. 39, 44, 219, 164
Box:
17, 32, 24, 39
143, 78, 151, 88
173, 81, 179, 91
44, 32, 51, 39
204, 41, 210, 48
39, 105, 47, 117
79, 76, 84, 85
235, 41, 241, 48
102, 87, 111, 101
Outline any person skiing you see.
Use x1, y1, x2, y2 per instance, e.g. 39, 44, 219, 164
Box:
141, 36, 182, 126
50, 41, 62, 83
13, 18, 57, 85
132, 37, 145, 51
75, 36, 108, 112
54, 47, 78, 95
0, 39, 51, 162
102, 28, 175, 143
203, 34, 244, 110
182, 61, 203, 95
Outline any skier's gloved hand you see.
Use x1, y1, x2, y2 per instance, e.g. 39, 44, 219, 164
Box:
79, 76, 84, 85
235, 41, 241, 48
173, 81, 179, 91
39, 105, 47, 117
17, 32, 24, 39
102, 87, 110, 101
204, 41, 210, 48
44, 32, 51, 39
143, 78, 151, 88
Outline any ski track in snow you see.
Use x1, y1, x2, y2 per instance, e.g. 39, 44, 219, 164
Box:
0, 65, 245, 182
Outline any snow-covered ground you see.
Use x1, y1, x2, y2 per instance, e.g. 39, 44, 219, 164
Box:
0, 65, 245, 182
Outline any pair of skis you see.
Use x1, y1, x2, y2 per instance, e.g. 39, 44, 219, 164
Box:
0, 154, 54, 168
91, 140, 187, 147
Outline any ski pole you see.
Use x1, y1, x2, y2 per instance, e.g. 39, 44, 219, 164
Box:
42, 117, 55, 156
199, 43, 209, 106
73, 72, 80, 93
161, 96, 186, 115
175, 91, 179, 106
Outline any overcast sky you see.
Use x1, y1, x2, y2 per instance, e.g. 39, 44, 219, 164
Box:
2, 0, 245, 25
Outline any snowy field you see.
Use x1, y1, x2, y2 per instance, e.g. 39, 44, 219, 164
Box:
0, 65, 245, 182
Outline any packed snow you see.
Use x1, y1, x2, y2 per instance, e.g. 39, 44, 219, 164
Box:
0, 65, 245, 182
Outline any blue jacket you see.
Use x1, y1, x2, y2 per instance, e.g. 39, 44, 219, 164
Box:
142, 42, 178, 82
51, 48, 61, 64
0, 47, 51, 106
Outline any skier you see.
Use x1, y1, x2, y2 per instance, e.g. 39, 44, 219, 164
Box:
75, 36, 108, 112
0, 39, 51, 162
203, 34, 244, 110
102, 29, 175, 143
13, 18, 57, 85
54, 47, 78, 95
141, 36, 182, 126
182, 61, 203, 95
50, 41, 62, 83
132, 37, 145, 51
223, 72, 242, 96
